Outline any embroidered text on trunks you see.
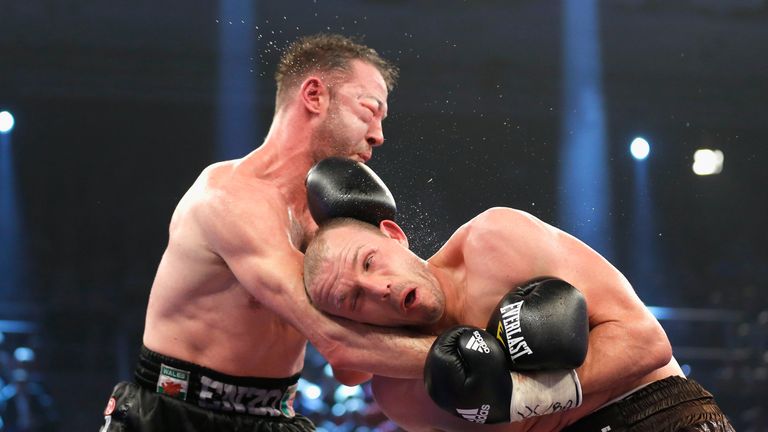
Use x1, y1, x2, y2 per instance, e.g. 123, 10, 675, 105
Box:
198, 375, 298, 417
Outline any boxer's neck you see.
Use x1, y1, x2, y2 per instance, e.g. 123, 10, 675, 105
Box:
240, 142, 314, 206
421, 255, 468, 335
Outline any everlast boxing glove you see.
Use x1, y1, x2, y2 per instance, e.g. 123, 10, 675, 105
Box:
305, 157, 396, 226
486, 278, 588, 371
424, 326, 582, 425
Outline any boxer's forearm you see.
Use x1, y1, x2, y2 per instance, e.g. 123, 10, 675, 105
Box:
285, 295, 431, 379
255, 269, 428, 378
241, 253, 431, 379
577, 319, 671, 394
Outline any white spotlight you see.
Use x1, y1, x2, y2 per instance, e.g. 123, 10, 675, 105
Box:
334, 384, 363, 402
0, 111, 14, 133
298, 379, 322, 400
630, 137, 650, 160
692, 149, 724, 175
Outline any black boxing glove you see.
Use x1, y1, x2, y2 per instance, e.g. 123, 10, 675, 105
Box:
486, 278, 588, 371
306, 157, 396, 226
424, 326, 582, 424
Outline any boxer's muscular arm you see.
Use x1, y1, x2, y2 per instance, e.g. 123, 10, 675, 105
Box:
332, 367, 373, 386
371, 376, 450, 432
203, 187, 432, 378
371, 376, 510, 432
473, 208, 672, 395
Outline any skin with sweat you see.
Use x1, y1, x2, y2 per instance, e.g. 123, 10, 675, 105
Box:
305, 209, 681, 431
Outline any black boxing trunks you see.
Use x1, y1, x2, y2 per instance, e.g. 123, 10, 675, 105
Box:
99, 346, 315, 432
563, 376, 734, 432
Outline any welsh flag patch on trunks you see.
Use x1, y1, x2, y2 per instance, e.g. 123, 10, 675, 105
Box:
157, 363, 190, 400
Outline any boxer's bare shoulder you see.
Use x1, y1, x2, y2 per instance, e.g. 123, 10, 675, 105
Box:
182, 160, 288, 223
464, 207, 549, 246
457, 208, 549, 280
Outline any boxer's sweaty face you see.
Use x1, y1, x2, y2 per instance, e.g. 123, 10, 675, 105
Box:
311, 60, 388, 164
308, 225, 444, 327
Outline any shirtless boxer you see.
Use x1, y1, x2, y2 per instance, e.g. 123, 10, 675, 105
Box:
303, 210, 734, 431
99, 34, 437, 432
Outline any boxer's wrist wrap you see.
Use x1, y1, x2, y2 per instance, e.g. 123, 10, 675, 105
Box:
508, 369, 582, 422
134, 345, 300, 418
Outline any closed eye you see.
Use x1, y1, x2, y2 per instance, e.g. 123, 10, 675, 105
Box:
335, 293, 346, 310
363, 254, 374, 271
360, 105, 377, 122
360, 96, 382, 117
364, 104, 377, 115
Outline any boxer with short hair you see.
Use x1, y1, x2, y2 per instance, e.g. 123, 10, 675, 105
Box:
303, 210, 734, 431
98, 34, 441, 432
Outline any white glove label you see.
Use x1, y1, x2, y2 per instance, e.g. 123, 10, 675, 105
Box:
498, 301, 535, 361
456, 404, 491, 423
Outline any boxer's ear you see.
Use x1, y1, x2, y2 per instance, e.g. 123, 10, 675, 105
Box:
300, 76, 328, 114
379, 220, 409, 248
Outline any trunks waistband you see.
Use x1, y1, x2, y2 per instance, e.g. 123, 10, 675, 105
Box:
134, 345, 300, 418
563, 376, 719, 432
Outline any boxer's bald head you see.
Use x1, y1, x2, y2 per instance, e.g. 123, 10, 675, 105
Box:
304, 218, 383, 298
304, 218, 445, 327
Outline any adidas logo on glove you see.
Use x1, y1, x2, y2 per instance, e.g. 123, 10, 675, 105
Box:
456, 405, 491, 423
465, 330, 491, 353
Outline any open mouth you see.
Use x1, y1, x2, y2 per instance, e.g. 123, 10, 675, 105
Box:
403, 288, 417, 310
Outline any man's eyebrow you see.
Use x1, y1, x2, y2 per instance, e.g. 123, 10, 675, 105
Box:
328, 243, 366, 310
317, 261, 337, 308
352, 243, 365, 271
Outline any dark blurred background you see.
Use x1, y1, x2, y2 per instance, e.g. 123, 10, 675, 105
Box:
1, 0, 767, 431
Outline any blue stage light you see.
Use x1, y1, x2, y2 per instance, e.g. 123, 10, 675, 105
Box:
344, 397, 365, 413
630, 137, 650, 160
323, 363, 334, 377
13, 347, 35, 362
681, 364, 692, 376
558, 0, 615, 261
334, 384, 363, 403
331, 403, 347, 417
0, 111, 14, 134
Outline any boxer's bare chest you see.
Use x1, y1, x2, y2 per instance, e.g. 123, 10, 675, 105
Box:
460, 253, 539, 327
460, 271, 516, 327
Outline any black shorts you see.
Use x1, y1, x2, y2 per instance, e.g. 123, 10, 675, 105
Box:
563, 376, 734, 432
98, 346, 315, 432
100, 382, 315, 432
